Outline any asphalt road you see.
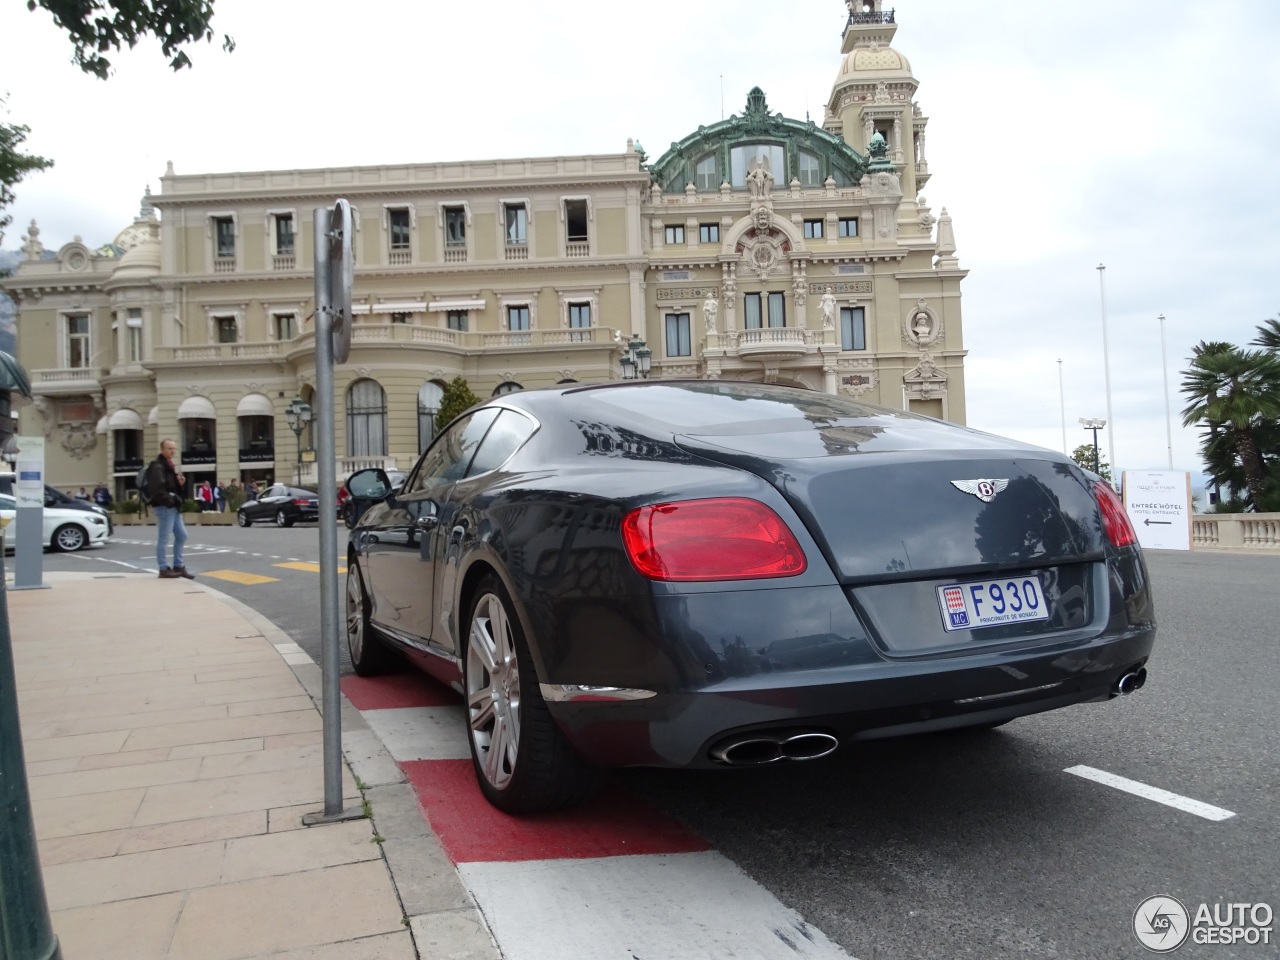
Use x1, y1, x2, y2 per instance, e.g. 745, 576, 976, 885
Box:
34, 532, 1280, 959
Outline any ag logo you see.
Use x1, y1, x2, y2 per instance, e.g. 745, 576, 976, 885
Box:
1133, 895, 1190, 952
949, 478, 1009, 503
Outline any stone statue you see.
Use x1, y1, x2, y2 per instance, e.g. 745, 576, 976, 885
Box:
745, 155, 774, 201
703, 295, 719, 333
913, 311, 932, 341
820, 287, 837, 330
21, 220, 43, 261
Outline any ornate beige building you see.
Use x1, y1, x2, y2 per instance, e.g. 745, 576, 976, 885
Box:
6, 1, 967, 496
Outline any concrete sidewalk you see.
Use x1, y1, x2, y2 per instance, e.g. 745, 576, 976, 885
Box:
6, 571, 499, 960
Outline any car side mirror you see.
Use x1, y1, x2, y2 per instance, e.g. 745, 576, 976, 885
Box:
347, 467, 391, 501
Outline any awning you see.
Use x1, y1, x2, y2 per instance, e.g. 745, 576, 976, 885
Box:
236, 393, 274, 417
95, 415, 109, 435
108, 408, 144, 431
148, 405, 159, 425
176, 395, 216, 420
352, 301, 427, 314
427, 299, 486, 312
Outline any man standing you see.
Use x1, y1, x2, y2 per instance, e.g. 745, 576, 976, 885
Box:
214, 479, 226, 513
145, 438, 194, 580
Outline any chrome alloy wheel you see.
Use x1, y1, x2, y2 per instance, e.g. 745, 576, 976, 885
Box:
346, 565, 366, 664
466, 591, 522, 791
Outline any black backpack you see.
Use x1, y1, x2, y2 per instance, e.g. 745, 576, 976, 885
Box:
136, 463, 151, 505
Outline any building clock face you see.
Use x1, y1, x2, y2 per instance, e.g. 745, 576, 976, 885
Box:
114, 224, 151, 251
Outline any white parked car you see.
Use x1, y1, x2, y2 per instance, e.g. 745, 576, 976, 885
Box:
0, 493, 110, 552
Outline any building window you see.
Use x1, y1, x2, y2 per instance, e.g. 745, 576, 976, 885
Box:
446, 310, 468, 331
664, 224, 685, 244
841, 306, 866, 351
730, 144, 785, 188
275, 213, 294, 255
568, 303, 591, 328
444, 206, 466, 246
564, 199, 588, 242
803, 219, 824, 239
126, 308, 143, 362
493, 382, 523, 396
346, 378, 387, 457
699, 223, 720, 244
388, 208, 411, 251
665, 313, 691, 357
798, 151, 822, 187
418, 381, 443, 453
507, 305, 531, 331
505, 204, 528, 244
743, 293, 762, 330
274, 313, 297, 341
66, 313, 90, 368
695, 154, 718, 192
838, 217, 859, 237
213, 216, 235, 258
216, 317, 238, 344
390, 312, 412, 324
768, 292, 786, 327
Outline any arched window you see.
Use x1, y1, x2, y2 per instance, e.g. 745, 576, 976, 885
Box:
492, 381, 523, 396
418, 380, 444, 453
346, 379, 387, 457
730, 144, 786, 188
798, 151, 822, 187
695, 154, 718, 192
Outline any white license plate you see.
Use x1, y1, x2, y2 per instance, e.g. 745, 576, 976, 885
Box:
936, 576, 1049, 632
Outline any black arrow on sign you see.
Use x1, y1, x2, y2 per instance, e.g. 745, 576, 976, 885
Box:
1143, 518, 1172, 526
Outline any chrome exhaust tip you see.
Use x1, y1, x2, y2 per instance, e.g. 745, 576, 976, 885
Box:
710, 730, 839, 765
710, 737, 785, 765
780, 731, 839, 760
1114, 671, 1141, 696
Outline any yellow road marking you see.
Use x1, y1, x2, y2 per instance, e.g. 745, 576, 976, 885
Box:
273, 561, 347, 574
202, 570, 282, 585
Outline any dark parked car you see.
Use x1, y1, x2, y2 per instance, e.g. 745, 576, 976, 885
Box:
0, 474, 114, 535
236, 484, 319, 527
344, 381, 1156, 813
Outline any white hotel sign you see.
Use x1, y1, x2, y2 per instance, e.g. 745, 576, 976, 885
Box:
1123, 470, 1192, 551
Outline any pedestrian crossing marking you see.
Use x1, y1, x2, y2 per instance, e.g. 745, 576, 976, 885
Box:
273, 561, 348, 574
202, 570, 282, 585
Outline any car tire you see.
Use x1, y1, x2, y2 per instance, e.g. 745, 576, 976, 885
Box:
51, 523, 88, 552
463, 575, 598, 813
343, 501, 357, 529
275, 509, 292, 528
237, 510, 251, 527
346, 560, 397, 676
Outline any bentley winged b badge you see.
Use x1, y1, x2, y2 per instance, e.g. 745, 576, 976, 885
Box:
950, 479, 1009, 503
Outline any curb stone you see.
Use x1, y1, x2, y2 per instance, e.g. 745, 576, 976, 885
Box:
199, 581, 503, 960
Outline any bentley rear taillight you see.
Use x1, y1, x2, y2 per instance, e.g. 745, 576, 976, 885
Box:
1094, 481, 1137, 547
621, 498, 807, 581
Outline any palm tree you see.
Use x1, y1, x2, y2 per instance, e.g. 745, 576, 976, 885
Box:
1180, 343, 1280, 507
1251, 315, 1280, 352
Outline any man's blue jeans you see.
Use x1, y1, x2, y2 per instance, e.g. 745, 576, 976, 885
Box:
154, 505, 188, 570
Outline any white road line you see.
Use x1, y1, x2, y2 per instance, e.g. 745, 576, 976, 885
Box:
1064, 765, 1236, 821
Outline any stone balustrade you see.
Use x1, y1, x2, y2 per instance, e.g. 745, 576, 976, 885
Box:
1191, 513, 1280, 551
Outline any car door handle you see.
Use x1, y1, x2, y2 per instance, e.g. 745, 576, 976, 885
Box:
414, 515, 439, 530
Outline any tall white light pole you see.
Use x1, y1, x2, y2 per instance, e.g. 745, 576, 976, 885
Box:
1158, 313, 1173, 468
1058, 359, 1067, 453
1097, 264, 1116, 484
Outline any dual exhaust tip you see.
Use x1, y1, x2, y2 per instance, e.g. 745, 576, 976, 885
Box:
1114, 667, 1148, 697
710, 729, 839, 766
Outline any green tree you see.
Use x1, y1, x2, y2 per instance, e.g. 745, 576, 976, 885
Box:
1252, 315, 1280, 352
435, 376, 481, 432
26, 0, 235, 79
1180, 341, 1280, 508
0, 98, 53, 247
2, 2, 233, 242
1070, 443, 1112, 483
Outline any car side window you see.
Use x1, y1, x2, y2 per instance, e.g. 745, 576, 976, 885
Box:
466, 410, 536, 477
0, 494, 15, 509
405, 408, 501, 494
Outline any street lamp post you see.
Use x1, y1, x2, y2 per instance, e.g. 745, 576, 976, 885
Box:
619, 335, 652, 380
1096, 264, 1117, 484
1158, 313, 1173, 469
1058, 359, 1067, 454
1079, 417, 1106, 476
284, 397, 312, 486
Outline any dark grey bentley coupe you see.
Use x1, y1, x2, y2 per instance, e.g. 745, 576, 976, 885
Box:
344, 381, 1155, 813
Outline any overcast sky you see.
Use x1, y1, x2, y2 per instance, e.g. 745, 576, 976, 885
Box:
3, 0, 1278, 481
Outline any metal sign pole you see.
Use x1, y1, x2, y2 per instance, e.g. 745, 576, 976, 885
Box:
305, 201, 361, 825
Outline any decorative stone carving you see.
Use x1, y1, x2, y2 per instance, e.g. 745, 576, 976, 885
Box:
792, 276, 807, 308
60, 422, 99, 459
904, 353, 948, 401
657, 286, 718, 302
808, 280, 872, 296
21, 220, 44, 261
702, 295, 718, 333
749, 241, 779, 280
903, 300, 940, 348
820, 287, 838, 329
31, 397, 55, 438
751, 204, 773, 234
